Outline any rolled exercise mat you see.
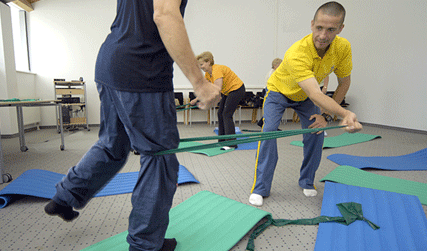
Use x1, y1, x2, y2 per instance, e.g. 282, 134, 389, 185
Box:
315, 182, 427, 251
327, 147, 427, 170
291, 132, 381, 149
0, 165, 198, 209
80, 190, 272, 251
320, 165, 427, 205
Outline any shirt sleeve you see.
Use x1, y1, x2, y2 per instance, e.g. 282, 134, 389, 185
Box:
334, 42, 353, 78
285, 51, 315, 83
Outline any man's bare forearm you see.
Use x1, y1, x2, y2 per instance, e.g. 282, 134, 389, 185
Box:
332, 75, 351, 106
153, 0, 205, 89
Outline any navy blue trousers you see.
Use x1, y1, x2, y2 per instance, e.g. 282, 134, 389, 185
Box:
53, 83, 179, 251
217, 85, 245, 140
251, 89, 324, 196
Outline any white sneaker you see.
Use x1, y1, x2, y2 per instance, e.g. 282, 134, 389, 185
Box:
249, 193, 263, 206
324, 131, 328, 137
303, 189, 318, 197
221, 146, 231, 150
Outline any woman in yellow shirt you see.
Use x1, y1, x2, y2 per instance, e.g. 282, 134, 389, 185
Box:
195, 51, 245, 149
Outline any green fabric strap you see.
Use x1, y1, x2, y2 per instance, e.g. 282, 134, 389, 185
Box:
246, 202, 379, 251
154, 125, 345, 155
0, 98, 40, 102
176, 104, 198, 112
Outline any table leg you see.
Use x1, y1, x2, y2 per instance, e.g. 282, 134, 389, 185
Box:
0, 134, 4, 184
16, 106, 28, 152
59, 105, 65, 151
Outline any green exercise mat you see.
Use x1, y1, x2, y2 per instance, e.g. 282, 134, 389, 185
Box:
290, 132, 381, 149
0, 98, 40, 102
178, 141, 234, 156
320, 165, 427, 205
81, 190, 271, 251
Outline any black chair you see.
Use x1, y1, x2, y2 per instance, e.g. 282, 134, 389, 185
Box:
238, 91, 260, 124
255, 91, 264, 107
174, 92, 184, 106
187, 92, 210, 126
174, 92, 185, 123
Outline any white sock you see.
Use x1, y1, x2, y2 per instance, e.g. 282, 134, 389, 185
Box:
303, 189, 318, 197
324, 131, 328, 136
249, 193, 263, 206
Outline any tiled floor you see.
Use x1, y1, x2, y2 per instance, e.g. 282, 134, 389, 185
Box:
1, 121, 426, 250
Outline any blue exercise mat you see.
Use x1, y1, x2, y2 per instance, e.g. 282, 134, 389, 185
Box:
213, 127, 258, 150
315, 182, 427, 251
327, 148, 427, 170
0, 165, 198, 209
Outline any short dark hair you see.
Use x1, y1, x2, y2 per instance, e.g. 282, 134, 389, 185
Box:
314, 1, 346, 24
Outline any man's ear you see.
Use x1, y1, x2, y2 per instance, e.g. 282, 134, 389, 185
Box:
337, 24, 345, 34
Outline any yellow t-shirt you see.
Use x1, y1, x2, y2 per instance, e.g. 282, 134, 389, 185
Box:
205, 64, 244, 96
268, 33, 352, 101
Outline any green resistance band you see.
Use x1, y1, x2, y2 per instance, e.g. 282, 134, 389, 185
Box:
0, 98, 40, 102
176, 104, 198, 112
246, 202, 380, 251
154, 125, 345, 155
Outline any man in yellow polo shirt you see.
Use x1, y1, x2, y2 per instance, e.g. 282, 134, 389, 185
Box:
249, 1, 362, 206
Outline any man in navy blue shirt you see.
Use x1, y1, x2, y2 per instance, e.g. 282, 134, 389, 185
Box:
44, 0, 221, 250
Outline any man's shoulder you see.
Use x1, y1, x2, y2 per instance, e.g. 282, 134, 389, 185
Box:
285, 35, 315, 63
288, 34, 312, 52
333, 36, 351, 48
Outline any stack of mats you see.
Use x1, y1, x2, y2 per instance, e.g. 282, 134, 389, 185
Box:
81, 190, 272, 251
317, 146, 427, 249
315, 182, 427, 250
290, 132, 381, 148
0, 165, 199, 209
320, 165, 427, 205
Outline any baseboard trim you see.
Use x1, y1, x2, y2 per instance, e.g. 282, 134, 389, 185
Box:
1, 126, 39, 139
360, 122, 427, 135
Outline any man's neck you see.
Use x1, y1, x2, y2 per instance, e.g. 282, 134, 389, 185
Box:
316, 45, 329, 58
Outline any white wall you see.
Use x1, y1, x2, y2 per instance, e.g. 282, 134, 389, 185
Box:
16, 71, 40, 126
27, 0, 114, 126
0, 2, 19, 135
27, 0, 427, 131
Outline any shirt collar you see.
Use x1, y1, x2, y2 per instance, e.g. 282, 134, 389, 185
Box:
308, 33, 337, 59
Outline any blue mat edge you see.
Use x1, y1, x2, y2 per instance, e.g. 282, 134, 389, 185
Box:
327, 147, 427, 170
0, 165, 199, 208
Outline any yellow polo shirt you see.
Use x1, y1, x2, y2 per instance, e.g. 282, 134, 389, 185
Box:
268, 33, 352, 101
205, 64, 244, 96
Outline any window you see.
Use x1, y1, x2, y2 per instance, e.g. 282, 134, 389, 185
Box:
8, 3, 30, 72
